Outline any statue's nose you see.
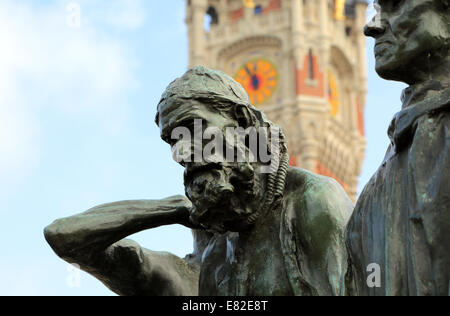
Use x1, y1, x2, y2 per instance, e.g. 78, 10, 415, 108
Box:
364, 16, 385, 38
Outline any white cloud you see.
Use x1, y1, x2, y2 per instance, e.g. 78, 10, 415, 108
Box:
73, 0, 146, 30
0, 0, 144, 189
0, 102, 40, 183
103, 0, 146, 29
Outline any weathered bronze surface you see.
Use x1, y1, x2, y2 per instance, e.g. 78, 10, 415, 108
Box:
346, 0, 450, 296
45, 66, 353, 296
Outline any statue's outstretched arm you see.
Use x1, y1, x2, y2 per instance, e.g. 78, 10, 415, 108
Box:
44, 195, 200, 295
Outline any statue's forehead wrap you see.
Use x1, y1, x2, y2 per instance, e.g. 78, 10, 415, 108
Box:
157, 66, 253, 120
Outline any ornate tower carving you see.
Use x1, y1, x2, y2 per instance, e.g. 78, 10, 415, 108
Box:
186, 0, 367, 200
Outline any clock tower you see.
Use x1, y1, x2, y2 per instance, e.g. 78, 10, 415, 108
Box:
185, 0, 368, 201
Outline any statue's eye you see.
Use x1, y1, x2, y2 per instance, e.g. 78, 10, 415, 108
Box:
180, 119, 197, 132
392, 0, 404, 10
378, 0, 404, 12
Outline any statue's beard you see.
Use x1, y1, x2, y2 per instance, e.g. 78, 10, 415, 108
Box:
184, 162, 263, 233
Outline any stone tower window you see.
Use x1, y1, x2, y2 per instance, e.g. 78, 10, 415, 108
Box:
308, 49, 315, 80
254, 5, 263, 15
345, 26, 352, 37
206, 6, 219, 25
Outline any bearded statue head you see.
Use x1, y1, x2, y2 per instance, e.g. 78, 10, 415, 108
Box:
155, 66, 288, 233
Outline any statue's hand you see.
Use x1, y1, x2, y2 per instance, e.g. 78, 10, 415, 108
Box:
158, 195, 200, 229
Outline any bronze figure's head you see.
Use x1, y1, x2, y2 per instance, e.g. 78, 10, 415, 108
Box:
365, 0, 449, 85
156, 66, 288, 233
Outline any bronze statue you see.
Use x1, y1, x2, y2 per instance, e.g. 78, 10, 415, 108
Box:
45, 66, 353, 296
346, 0, 450, 296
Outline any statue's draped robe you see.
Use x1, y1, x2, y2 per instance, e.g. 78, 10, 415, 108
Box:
346, 85, 450, 296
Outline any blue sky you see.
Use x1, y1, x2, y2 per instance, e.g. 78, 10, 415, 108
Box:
0, 1, 407, 295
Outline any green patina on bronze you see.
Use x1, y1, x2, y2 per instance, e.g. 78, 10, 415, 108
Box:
43, 0, 449, 297
346, 0, 450, 296
44, 66, 353, 296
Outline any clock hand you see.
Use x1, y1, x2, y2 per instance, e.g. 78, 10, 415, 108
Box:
253, 62, 258, 74
244, 64, 260, 90
244, 66, 253, 77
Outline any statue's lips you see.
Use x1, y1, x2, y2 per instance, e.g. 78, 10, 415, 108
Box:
374, 39, 392, 47
374, 40, 392, 57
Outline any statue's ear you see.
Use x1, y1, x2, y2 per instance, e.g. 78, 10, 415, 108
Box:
234, 105, 254, 128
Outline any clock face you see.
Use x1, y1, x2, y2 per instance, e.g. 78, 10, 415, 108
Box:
234, 59, 278, 106
328, 70, 340, 117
